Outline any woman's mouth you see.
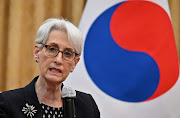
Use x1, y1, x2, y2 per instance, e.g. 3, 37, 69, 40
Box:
49, 68, 62, 74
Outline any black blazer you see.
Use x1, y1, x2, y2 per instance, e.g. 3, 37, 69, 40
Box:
0, 76, 100, 118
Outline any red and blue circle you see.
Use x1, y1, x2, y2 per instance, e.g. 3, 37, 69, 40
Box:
84, 1, 179, 102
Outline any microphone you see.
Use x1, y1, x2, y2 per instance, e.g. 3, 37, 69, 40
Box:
61, 86, 76, 118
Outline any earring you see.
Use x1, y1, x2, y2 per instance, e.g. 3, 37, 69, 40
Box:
35, 60, 39, 63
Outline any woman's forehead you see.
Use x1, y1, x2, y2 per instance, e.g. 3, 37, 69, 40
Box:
46, 30, 75, 50
47, 41, 75, 50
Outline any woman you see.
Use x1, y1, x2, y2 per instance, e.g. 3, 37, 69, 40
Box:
0, 18, 100, 118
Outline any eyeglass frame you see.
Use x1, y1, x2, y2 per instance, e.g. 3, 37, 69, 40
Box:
40, 43, 79, 61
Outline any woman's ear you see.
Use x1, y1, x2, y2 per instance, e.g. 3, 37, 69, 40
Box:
34, 45, 40, 63
71, 57, 80, 72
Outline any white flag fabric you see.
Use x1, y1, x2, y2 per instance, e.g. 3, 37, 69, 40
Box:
65, 0, 180, 118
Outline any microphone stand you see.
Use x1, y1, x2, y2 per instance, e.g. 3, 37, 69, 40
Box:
62, 97, 76, 118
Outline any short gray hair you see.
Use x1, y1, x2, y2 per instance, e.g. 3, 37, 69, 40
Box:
35, 18, 83, 55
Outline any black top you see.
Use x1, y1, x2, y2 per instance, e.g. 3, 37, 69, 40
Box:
40, 102, 63, 118
0, 76, 100, 118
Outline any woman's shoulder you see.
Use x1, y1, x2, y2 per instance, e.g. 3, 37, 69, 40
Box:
0, 77, 36, 101
76, 90, 92, 99
75, 90, 100, 118
0, 87, 24, 99
0, 88, 25, 107
75, 90, 97, 106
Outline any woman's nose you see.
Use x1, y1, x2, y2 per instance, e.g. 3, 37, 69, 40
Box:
54, 51, 64, 64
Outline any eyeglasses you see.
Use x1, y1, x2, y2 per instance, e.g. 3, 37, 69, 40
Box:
41, 43, 79, 61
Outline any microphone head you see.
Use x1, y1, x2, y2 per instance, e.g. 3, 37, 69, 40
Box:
62, 86, 76, 98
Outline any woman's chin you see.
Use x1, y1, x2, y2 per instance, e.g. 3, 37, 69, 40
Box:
45, 75, 65, 84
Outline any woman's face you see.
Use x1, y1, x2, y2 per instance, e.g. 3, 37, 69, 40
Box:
34, 30, 80, 84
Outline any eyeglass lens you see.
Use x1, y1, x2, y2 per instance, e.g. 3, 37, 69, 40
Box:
45, 45, 76, 61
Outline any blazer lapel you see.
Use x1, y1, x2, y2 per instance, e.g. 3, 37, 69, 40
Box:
23, 76, 42, 118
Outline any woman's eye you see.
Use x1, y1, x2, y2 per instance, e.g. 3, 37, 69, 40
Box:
49, 47, 57, 52
64, 51, 72, 57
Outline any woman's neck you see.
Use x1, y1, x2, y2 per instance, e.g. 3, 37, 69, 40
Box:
35, 76, 63, 108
